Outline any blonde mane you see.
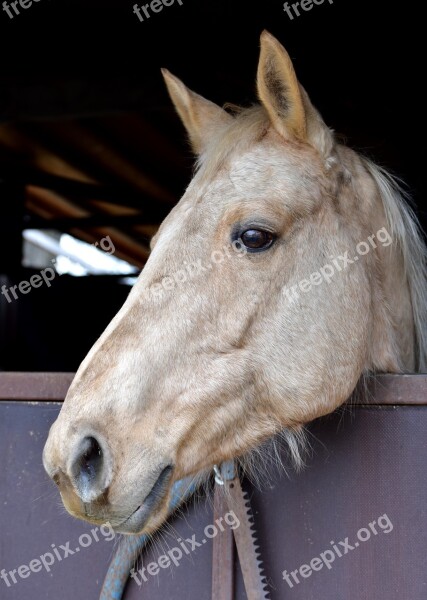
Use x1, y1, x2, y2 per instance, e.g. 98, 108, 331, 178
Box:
362, 161, 427, 372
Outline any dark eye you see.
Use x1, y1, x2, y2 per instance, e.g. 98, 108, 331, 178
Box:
240, 229, 275, 251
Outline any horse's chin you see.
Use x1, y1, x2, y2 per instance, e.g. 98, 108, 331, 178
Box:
113, 465, 174, 535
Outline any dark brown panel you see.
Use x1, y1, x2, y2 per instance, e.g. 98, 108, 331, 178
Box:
0, 402, 426, 600
0, 402, 214, 600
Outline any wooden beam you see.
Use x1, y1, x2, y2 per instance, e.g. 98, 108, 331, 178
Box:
26, 186, 150, 266
2, 167, 172, 222
0, 124, 97, 184
17, 121, 177, 204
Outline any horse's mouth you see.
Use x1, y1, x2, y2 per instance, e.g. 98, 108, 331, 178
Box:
114, 465, 174, 534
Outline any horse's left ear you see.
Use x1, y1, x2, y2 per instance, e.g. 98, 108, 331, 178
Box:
257, 31, 334, 157
161, 69, 233, 155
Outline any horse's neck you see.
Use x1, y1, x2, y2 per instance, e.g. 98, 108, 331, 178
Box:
337, 146, 416, 374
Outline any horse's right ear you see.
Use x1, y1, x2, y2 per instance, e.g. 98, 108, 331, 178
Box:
161, 69, 233, 155
257, 31, 334, 157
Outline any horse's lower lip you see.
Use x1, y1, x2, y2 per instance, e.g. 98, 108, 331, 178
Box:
115, 465, 173, 534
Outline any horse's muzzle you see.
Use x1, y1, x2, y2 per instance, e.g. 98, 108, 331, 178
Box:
114, 465, 174, 534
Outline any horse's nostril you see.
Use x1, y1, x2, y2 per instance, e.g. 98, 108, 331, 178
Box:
71, 436, 106, 500
52, 472, 61, 486
79, 436, 103, 480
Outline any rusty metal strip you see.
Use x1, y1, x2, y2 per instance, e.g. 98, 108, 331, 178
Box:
0, 372, 74, 400
223, 474, 269, 600
0, 373, 426, 404
212, 483, 234, 600
361, 374, 427, 405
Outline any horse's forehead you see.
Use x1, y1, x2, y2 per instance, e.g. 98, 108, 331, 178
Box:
227, 146, 305, 199
165, 144, 319, 234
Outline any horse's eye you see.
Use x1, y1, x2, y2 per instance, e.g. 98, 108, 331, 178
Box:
240, 229, 275, 251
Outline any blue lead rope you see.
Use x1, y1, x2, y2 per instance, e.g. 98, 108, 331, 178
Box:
100, 475, 199, 600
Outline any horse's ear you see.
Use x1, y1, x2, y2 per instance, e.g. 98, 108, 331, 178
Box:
161, 69, 233, 155
257, 31, 333, 156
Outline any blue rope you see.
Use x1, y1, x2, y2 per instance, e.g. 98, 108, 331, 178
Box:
100, 476, 199, 600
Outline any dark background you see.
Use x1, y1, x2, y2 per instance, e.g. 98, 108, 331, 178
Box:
0, 0, 424, 371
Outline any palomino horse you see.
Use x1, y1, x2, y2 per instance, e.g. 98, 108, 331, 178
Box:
43, 32, 426, 536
